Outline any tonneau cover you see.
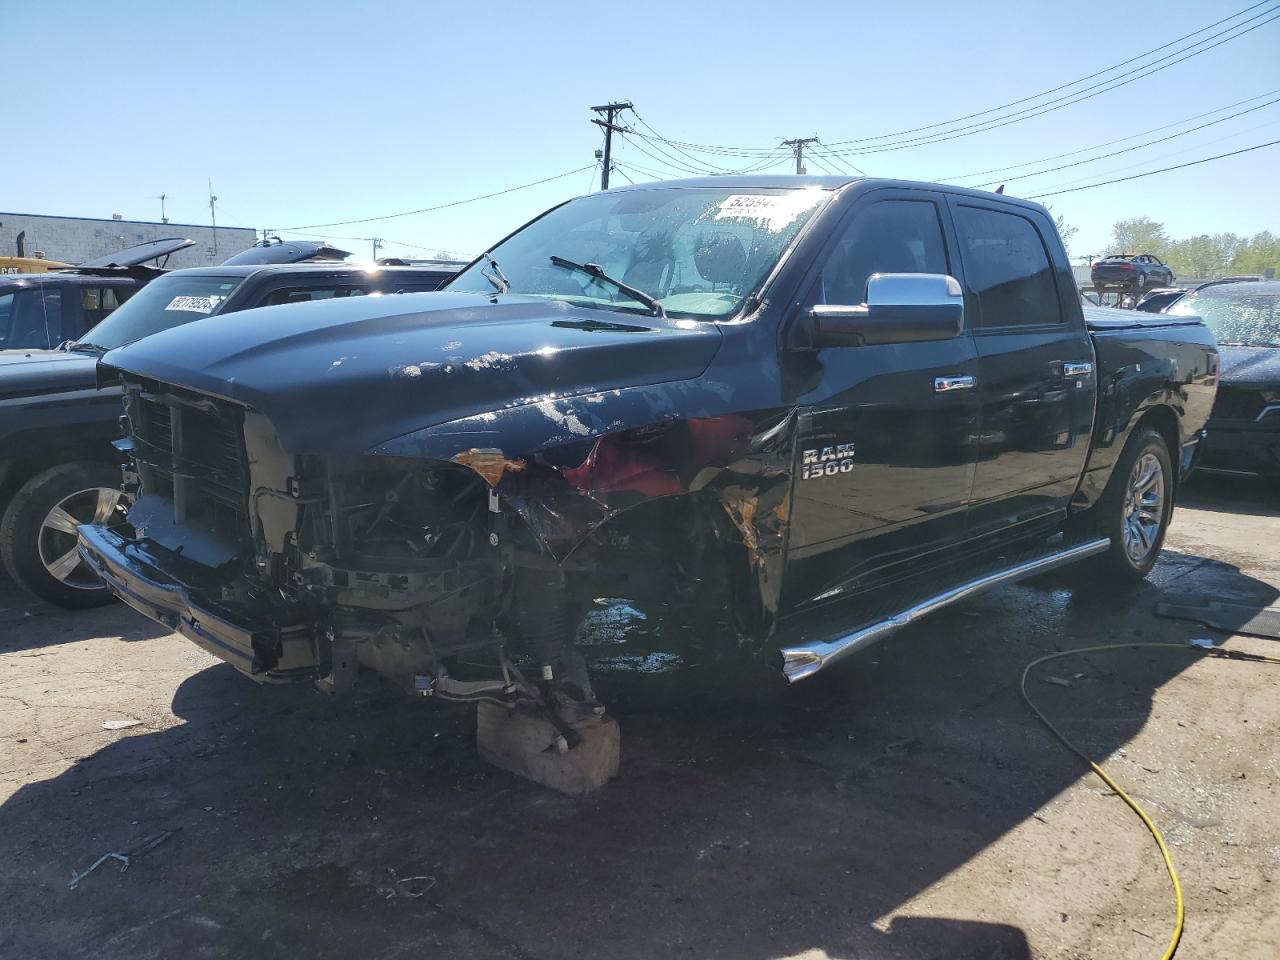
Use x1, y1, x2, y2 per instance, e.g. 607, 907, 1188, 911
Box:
1083, 303, 1203, 331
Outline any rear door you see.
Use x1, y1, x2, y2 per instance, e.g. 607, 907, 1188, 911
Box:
781, 191, 980, 611
948, 199, 1097, 540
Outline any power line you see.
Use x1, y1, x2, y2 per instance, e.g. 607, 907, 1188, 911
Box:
619, 121, 787, 177
959, 94, 1280, 187
278, 165, 597, 231
1018, 115, 1280, 192
824, 0, 1276, 147
812, 144, 864, 177
1024, 138, 1280, 198
613, 4, 1279, 160
815, 7, 1280, 157
628, 110, 788, 174
934, 87, 1280, 181
612, 159, 689, 182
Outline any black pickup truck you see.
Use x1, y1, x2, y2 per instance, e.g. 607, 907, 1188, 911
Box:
78, 177, 1216, 731
0, 259, 460, 607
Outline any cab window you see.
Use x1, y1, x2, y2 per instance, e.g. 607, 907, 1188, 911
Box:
80, 286, 133, 329
815, 199, 950, 306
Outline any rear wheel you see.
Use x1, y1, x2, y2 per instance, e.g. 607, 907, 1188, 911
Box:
1090, 428, 1173, 582
0, 462, 127, 608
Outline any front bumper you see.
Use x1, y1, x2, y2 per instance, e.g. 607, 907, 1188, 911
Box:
77, 524, 319, 682
1198, 424, 1280, 477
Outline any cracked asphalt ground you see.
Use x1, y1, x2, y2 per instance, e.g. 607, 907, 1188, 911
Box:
1, 477, 1277, 960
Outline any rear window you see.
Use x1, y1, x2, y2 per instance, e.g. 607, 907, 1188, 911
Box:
78, 274, 245, 351
954, 205, 1061, 327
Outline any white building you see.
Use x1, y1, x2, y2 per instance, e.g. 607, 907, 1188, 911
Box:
0, 212, 257, 269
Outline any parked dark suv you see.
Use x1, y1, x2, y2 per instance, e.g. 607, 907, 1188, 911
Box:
0, 238, 195, 350
1091, 253, 1174, 291
0, 255, 464, 607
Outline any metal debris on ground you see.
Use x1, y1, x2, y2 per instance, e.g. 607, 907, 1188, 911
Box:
102, 719, 143, 730
382, 867, 437, 899
1043, 675, 1072, 687
67, 830, 175, 890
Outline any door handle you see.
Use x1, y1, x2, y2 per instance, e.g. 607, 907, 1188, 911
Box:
934, 375, 976, 392
1063, 362, 1093, 378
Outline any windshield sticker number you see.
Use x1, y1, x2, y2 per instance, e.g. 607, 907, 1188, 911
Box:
164, 295, 222, 314
713, 193, 818, 232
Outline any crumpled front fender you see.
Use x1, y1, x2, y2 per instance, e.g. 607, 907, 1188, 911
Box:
371, 378, 797, 640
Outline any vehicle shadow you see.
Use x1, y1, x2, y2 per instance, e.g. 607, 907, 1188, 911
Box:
0, 577, 169, 652
1181, 472, 1280, 517
1, 544, 1268, 959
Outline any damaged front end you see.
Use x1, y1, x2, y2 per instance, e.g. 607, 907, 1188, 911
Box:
78, 373, 791, 712
79, 375, 549, 700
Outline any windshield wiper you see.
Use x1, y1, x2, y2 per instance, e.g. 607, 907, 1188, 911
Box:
549, 255, 665, 318
480, 252, 509, 294
65, 341, 105, 355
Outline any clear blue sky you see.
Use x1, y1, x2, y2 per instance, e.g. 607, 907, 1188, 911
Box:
5, 0, 1278, 261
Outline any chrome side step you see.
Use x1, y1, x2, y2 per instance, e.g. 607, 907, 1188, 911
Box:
779, 537, 1111, 683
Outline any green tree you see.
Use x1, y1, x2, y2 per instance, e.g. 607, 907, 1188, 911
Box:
1229, 231, 1280, 277
1109, 217, 1170, 257
1166, 233, 1242, 280
1049, 207, 1078, 257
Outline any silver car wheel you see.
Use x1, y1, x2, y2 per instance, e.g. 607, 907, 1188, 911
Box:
1121, 452, 1165, 564
36, 486, 125, 590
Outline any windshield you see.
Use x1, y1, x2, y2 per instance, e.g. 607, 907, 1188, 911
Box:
446, 187, 829, 319
1168, 288, 1280, 347
76, 274, 245, 351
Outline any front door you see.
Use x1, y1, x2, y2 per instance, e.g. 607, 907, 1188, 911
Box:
781, 192, 980, 614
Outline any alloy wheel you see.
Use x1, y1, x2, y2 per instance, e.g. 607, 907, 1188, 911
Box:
36, 486, 126, 591
1121, 452, 1164, 564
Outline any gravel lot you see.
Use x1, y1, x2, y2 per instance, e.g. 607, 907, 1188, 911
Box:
1, 477, 1277, 960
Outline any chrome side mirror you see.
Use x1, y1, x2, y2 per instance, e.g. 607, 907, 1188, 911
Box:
805, 273, 964, 348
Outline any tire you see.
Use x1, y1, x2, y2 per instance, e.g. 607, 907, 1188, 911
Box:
1090, 428, 1174, 582
0, 462, 127, 608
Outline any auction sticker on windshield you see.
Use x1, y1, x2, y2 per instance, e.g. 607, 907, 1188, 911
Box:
712, 192, 821, 232
165, 295, 224, 314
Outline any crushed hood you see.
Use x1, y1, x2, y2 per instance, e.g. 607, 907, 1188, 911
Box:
1218, 344, 1280, 386
101, 292, 723, 455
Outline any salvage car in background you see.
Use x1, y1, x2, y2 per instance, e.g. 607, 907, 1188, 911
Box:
1135, 287, 1188, 313
0, 238, 194, 350
0, 257, 464, 607
1169, 279, 1280, 477
1091, 253, 1174, 291
75, 175, 1215, 790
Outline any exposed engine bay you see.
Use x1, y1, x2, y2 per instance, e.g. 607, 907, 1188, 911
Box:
85, 373, 784, 742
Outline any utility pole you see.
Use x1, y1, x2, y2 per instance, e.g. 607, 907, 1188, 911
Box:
154, 193, 168, 223
208, 178, 219, 258
591, 101, 632, 190
781, 137, 819, 175
371, 237, 383, 260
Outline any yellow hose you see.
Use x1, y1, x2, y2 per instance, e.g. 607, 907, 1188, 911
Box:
1020, 642, 1280, 960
